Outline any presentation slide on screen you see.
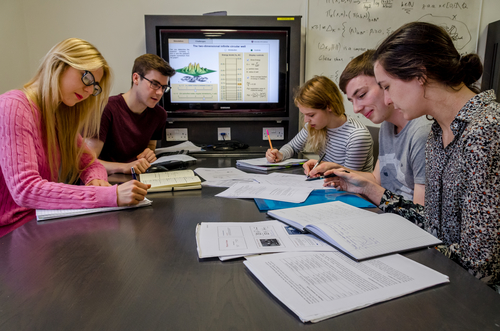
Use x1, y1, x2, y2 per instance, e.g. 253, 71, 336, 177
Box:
167, 39, 280, 103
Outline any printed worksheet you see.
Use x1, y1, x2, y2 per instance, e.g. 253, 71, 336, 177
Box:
244, 252, 449, 323
195, 220, 336, 258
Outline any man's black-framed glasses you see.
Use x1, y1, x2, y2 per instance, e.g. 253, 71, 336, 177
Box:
140, 75, 170, 93
81, 71, 102, 96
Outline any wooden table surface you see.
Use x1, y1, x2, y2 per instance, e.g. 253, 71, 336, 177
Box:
0, 157, 499, 331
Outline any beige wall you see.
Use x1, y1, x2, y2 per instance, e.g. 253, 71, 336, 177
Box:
1, 0, 307, 95
0, 0, 30, 94
1, 0, 499, 95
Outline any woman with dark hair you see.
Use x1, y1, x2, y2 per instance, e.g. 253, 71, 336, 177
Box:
325, 22, 499, 292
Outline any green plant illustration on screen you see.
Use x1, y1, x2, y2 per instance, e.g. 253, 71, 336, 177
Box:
176, 62, 216, 76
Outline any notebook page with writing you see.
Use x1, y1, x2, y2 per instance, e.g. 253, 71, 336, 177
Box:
268, 201, 441, 260
305, 213, 441, 260
268, 201, 373, 231
140, 169, 195, 180
144, 176, 201, 187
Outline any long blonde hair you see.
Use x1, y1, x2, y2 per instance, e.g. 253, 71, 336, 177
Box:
294, 76, 345, 153
23, 38, 112, 184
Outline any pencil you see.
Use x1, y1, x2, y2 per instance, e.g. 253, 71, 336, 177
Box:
266, 129, 274, 150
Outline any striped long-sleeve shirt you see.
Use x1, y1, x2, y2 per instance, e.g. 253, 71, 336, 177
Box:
280, 116, 374, 171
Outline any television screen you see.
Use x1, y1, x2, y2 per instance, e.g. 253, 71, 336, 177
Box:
159, 28, 288, 116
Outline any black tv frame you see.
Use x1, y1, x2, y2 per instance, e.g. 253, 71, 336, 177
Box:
145, 15, 301, 147
482, 19, 500, 102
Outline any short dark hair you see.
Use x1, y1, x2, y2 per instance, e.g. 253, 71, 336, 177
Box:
338, 50, 375, 94
131, 54, 176, 85
373, 22, 482, 92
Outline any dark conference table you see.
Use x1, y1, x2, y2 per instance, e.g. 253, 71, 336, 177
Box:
0, 156, 499, 331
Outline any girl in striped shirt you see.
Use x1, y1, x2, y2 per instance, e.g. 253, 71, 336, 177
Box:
266, 76, 373, 171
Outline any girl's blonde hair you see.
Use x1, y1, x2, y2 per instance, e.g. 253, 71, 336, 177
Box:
294, 76, 345, 153
23, 38, 112, 184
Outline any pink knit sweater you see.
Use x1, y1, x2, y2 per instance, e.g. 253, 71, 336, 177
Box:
0, 90, 118, 237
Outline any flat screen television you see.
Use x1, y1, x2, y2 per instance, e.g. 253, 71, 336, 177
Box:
145, 16, 300, 119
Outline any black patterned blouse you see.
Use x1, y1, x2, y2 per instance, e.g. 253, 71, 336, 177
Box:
378, 90, 500, 292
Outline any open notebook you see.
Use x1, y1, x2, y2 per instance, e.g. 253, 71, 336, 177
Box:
267, 201, 442, 261
139, 169, 201, 192
36, 198, 152, 221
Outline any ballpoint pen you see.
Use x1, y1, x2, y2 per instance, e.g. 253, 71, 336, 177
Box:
131, 167, 138, 180
305, 171, 349, 181
306, 153, 326, 178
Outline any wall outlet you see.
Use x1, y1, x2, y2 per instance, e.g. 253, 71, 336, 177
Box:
217, 127, 231, 141
166, 128, 188, 141
262, 127, 284, 140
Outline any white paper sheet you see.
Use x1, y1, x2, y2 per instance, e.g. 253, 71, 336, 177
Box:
152, 154, 197, 164
194, 167, 250, 181
268, 201, 373, 230
155, 141, 203, 153
253, 173, 331, 190
36, 198, 152, 221
215, 182, 313, 203
196, 221, 337, 258
194, 167, 258, 187
244, 251, 449, 323
236, 157, 307, 166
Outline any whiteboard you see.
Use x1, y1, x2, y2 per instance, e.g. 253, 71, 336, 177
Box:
306, 0, 482, 126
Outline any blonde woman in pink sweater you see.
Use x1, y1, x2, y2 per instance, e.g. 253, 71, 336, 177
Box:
0, 38, 150, 237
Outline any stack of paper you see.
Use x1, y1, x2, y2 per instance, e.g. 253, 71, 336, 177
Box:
236, 157, 307, 172
196, 220, 337, 259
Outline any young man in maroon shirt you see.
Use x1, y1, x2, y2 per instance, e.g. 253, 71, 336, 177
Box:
87, 54, 176, 175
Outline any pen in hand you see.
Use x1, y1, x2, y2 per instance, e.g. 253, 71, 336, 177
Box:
307, 153, 326, 178
131, 167, 138, 180
305, 170, 350, 181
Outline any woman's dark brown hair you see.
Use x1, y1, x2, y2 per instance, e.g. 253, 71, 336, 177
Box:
373, 22, 482, 93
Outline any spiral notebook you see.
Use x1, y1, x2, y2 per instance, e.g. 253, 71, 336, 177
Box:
36, 198, 152, 221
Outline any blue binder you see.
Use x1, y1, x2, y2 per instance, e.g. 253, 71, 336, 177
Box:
254, 189, 376, 211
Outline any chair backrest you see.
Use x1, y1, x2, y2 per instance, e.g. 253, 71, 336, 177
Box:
367, 125, 380, 168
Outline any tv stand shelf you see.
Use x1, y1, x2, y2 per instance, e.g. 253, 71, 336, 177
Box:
166, 117, 290, 123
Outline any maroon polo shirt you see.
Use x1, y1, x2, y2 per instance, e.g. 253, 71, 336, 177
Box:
98, 94, 167, 163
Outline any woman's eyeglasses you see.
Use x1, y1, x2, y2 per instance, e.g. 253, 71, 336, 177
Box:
140, 75, 170, 93
81, 71, 102, 96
